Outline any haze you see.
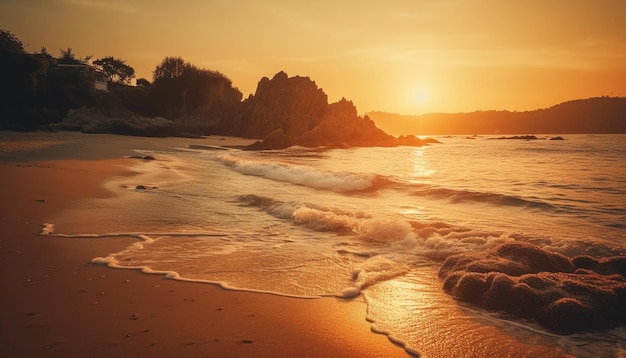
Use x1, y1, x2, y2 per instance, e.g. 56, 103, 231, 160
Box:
2, 0, 625, 114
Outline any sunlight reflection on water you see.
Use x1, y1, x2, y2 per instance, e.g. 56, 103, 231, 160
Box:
411, 147, 436, 178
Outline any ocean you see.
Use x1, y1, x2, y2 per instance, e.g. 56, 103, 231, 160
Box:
49, 134, 626, 357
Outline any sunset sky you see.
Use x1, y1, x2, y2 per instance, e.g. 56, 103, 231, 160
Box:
2, 0, 625, 114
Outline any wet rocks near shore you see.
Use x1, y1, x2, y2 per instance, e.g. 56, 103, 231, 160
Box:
439, 241, 626, 334
492, 135, 566, 141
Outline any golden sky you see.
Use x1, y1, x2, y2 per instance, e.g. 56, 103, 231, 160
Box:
2, 0, 625, 114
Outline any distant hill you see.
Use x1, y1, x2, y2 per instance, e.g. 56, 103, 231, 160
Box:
368, 97, 626, 136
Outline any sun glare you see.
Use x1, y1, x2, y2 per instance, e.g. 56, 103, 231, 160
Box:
411, 87, 431, 105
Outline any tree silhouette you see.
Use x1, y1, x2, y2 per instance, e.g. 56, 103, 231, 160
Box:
58, 48, 91, 65
0, 27, 24, 53
152, 56, 190, 81
93, 56, 135, 84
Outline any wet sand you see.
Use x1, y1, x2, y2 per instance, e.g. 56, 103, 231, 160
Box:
0, 131, 410, 357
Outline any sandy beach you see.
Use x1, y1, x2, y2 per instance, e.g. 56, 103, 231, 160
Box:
0, 131, 410, 358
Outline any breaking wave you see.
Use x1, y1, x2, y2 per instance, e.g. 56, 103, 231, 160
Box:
217, 154, 388, 192
217, 153, 569, 214
236, 194, 512, 259
406, 183, 556, 210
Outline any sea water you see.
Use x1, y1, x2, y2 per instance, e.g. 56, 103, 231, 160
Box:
49, 134, 626, 357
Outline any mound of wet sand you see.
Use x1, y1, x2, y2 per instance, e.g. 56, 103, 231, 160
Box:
439, 242, 626, 334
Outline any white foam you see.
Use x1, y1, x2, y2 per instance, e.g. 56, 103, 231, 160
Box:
217, 154, 374, 192
41, 224, 320, 301
355, 218, 416, 243
339, 256, 410, 298
90, 256, 114, 265
292, 206, 357, 232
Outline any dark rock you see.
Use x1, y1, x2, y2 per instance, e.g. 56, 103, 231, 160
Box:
135, 185, 158, 190
297, 99, 396, 148
236, 72, 412, 150
396, 135, 441, 146
128, 155, 155, 160
439, 241, 626, 334
230, 71, 328, 139
494, 135, 539, 140
245, 128, 294, 150
573, 255, 626, 276
550, 136, 565, 140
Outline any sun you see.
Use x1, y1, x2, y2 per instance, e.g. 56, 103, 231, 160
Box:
411, 87, 431, 105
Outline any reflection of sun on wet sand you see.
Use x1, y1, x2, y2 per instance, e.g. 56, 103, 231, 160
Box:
0, 131, 408, 358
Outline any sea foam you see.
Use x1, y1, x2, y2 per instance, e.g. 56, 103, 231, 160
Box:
341, 256, 410, 298
217, 154, 375, 192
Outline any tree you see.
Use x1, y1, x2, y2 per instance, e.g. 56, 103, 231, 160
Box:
93, 56, 135, 85
152, 56, 190, 81
0, 27, 25, 53
58, 47, 91, 64
136, 78, 151, 87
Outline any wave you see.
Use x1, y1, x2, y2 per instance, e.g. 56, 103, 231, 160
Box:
406, 183, 556, 210
236, 194, 512, 259
217, 154, 388, 193
236, 192, 626, 267
237, 194, 370, 233
238, 194, 423, 243
217, 154, 565, 214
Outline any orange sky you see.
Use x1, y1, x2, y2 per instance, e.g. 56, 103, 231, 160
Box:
2, 0, 625, 114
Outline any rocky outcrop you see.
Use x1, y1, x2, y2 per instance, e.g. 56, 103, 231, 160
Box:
226, 71, 328, 138
297, 99, 395, 148
396, 135, 442, 146
233, 71, 420, 150
439, 241, 626, 334
494, 135, 540, 140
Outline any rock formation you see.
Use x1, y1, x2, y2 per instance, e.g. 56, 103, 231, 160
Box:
439, 241, 626, 334
226, 71, 328, 139
229, 71, 435, 150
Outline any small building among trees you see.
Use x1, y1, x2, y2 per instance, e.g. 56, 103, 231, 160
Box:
56, 63, 109, 91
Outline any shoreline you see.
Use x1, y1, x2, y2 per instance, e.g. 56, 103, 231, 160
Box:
0, 131, 410, 357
